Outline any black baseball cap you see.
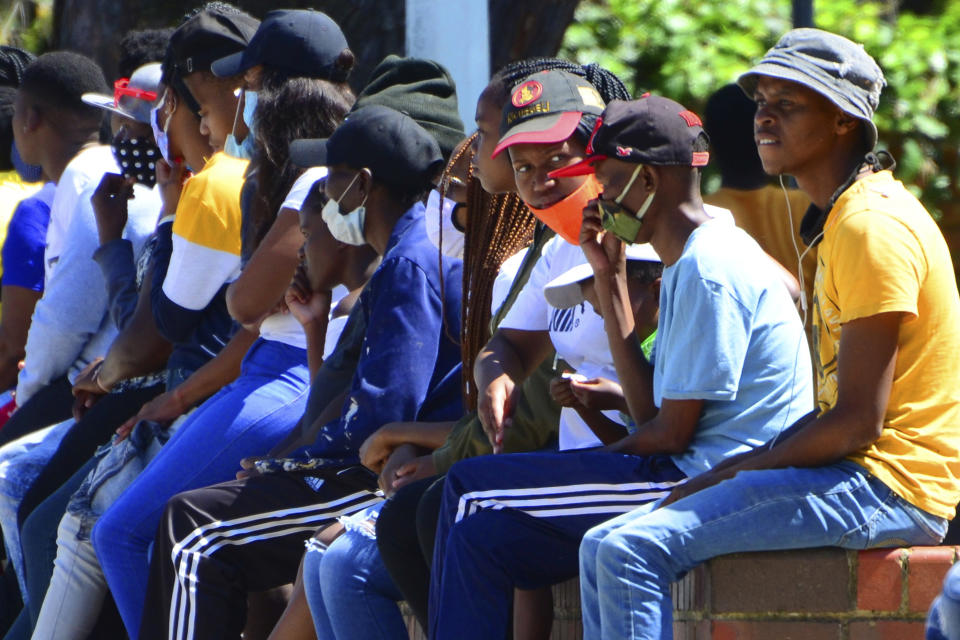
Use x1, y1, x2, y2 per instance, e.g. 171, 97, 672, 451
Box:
163, 8, 259, 115
164, 10, 259, 79
211, 10, 349, 80
550, 96, 710, 178
289, 105, 443, 190
493, 69, 606, 158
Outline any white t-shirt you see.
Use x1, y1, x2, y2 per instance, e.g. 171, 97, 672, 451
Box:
500, 236, 623, 450
491, 249, 527, 316
44, 145, 118, 282
259, 167, 331, 348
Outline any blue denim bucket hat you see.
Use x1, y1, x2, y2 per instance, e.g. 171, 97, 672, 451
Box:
738, 28, 886, 150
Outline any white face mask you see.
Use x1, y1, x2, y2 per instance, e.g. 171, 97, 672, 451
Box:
322, 172, 368, 246
425, 190, 465, 258
150, 94, 175, 164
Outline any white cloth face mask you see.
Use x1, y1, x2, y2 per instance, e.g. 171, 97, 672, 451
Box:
425, 189, 465, 258
322, 172, 368, 246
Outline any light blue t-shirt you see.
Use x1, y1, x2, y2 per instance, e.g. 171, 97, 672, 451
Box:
654, 215, 813, 477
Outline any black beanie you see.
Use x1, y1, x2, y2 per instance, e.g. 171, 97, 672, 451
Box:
354, 55, 465, 161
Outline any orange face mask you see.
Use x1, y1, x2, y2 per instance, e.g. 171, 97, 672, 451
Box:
526, 175, 602, 245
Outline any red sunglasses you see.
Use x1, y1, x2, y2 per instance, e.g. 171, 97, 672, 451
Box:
113, 78, 158, 107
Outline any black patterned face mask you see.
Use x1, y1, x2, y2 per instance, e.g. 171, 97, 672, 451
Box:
111, 136, 160, 188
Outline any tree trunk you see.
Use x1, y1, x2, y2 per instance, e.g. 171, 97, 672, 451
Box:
53, 0, 578, 89
488, 0, 580, 73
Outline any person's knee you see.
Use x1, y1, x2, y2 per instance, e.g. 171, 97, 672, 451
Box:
318, 535, 367, 608
301, 544, 325, 602
579, 522, 606, 567
416, 478, 444, 560
446, 510, 511, 559
443, 458, 485, 496
595, 528, 659, 578
317, 536, 352, 586
89, 511, 117, 557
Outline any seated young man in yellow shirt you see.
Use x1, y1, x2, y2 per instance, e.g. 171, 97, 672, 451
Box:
577, 28, 960, 639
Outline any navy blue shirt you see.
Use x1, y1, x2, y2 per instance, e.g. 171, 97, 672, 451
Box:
149, 220, 238, 381
306, 202, 464, 461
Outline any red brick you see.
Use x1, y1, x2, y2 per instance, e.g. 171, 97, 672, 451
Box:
907, 546, 956, 613
672, 620, 712, 640
857, 548, 905, 611
710, 548, 851, 613
848, 620, 925, 640
711, 620, 840, 639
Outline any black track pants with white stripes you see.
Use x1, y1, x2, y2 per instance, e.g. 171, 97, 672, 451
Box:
138, 473, 380, 640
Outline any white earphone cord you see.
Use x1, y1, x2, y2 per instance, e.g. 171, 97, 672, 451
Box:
779, 174, 821, 330
769, 175, 822, 449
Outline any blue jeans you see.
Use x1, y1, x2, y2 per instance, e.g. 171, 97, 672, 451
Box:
3, 458, 95, 640
303, 504, 406, 640
92, 338, 310, 637
579, 461, 947, 640
927, 562, 960, 639
0, 419, 72, 603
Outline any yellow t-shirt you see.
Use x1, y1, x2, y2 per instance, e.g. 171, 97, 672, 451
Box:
705, 185, 813, 302
163, 152, 247, 311
812, 170, 960, 519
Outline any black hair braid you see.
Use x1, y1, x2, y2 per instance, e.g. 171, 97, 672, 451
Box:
490, 57, 631, 104
0, 46, 35, 87
459, 182, 536, 410
581, 63, 631, 102
435, 136, 476, 352
433, 135, 537, 409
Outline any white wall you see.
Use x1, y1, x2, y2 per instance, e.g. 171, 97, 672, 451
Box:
405, 0, 490, 132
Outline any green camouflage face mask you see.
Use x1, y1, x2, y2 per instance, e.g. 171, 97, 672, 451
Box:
599, 164, 654, 243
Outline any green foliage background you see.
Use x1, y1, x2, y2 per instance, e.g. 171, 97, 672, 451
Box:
0, 1, 52, 53
559, 0, 960, 222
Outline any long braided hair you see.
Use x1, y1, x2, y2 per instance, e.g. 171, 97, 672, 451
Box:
436, 134, 537, 410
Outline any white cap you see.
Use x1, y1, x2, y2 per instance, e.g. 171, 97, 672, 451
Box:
543, 243, 660, 309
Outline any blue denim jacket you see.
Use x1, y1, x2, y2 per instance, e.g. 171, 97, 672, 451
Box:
305, 203, 465, 462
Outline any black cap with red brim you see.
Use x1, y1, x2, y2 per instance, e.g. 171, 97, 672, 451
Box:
492, 69, 605, 158
549, 96, 710, 179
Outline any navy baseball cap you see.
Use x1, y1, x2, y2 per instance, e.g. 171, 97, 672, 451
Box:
493, 69, 606, 158
289, 105, 443, 191
211, 10, 350, 80
550, 96, 709, 178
